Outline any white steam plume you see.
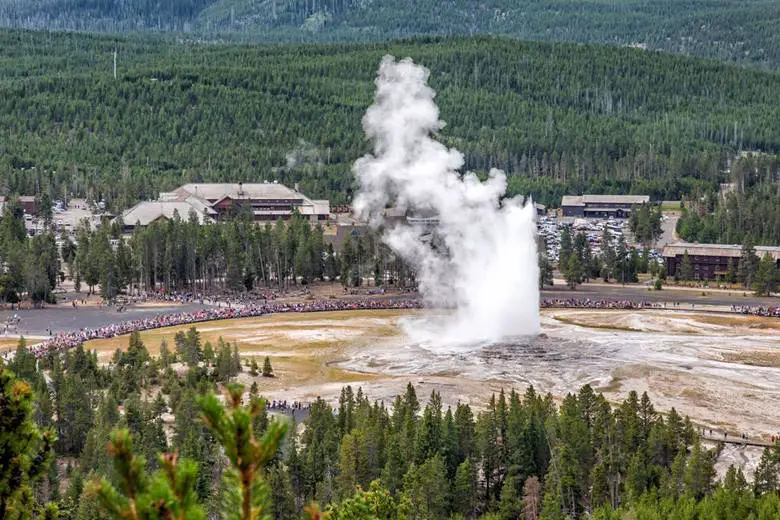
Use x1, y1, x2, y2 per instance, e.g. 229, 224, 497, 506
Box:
353, 56, 540, 345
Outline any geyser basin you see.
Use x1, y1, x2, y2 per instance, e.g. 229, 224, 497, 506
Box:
335, 308, 780, 440
87, 308, 780, 440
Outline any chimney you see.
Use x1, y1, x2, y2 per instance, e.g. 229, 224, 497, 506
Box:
238, 182, 244, 196
294, 182, 299, 192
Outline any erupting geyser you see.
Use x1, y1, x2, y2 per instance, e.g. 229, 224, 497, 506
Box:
353, 56, 540, 346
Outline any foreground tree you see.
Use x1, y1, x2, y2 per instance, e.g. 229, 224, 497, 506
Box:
0, 366, 57, 520
92, 383, 291, 520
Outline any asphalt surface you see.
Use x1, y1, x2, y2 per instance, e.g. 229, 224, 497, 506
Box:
656, 214, 680, 248
542, 284, 777, 307
0, 303, 211, 338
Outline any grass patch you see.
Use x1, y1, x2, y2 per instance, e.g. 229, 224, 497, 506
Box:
551, 314, 639, 332
719, 351, 780, 368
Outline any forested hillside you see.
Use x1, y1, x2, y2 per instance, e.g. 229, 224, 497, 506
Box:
676, 153, 780, 246
1, 30, 779, 212
1, 0, 780, 68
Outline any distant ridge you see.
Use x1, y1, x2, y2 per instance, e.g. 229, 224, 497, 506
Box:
0, 0, 779, 67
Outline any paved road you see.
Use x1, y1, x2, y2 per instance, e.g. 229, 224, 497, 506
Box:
542, 284, 778, 308
656, 213, 680, 248
0, 303, 212, 338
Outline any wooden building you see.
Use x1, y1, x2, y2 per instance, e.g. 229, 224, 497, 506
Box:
561, 195, 650, 218
662, 242, 780, 280
118, 182, 330, 231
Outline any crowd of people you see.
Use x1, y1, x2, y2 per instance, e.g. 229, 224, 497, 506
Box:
731, 305, 780, 317
27, 298, 424, 358
268, 400, 309, 412
120, 289, 285, 307
20, 292, 777, 359
539, 298, 661, 310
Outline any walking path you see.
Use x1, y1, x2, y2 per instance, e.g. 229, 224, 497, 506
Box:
699, 427, 775, 448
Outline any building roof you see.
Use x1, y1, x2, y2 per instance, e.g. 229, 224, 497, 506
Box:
583, 195, 649, 204
120, 201, 213, 227
176, 183, 303, 201
117, 182, 330, 228
0, 195, 36, 204
562, 194, 650, 206
583, 207, 631, 213
182, 194, 218, 216
561, 196, 585, 207
662, 242, 780, 261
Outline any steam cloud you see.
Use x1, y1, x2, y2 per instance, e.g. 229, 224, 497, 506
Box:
353, 56, 540, 345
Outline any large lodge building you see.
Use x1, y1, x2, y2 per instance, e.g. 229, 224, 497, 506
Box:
119, 182, 330, 232
662, 242, 780, 280
561, 194, 650, 218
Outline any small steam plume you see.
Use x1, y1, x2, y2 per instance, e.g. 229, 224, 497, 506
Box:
353, 56, 540, 346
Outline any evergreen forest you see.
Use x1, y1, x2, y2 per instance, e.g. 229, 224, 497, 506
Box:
0, 0, 779, 69
1, 30, 780, 217
3, 334, 780, 520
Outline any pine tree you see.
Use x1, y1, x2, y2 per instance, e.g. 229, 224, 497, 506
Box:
753, 253, 778, 296
203, 341, 215, 366
683, 440, 716, 500
452, 459, 476, 518
200, 384, 288, 520
91, 384, 288, 520
680, 250, 694, 281
381, 435, 406, 495
738, 241, 759, 288
267, 464, 297, 520
538, 236, 553, 288
56, 371, 94, 455
753, 445, 780, 495
0, 366, 56, 520
159, 339, 171, 367
498, 475, 523, 520
564, 253, 583, 290
559, 227, 573, 270
324, 243, 338, 281
263, 356, 274, 377
329, 480, 396, 520
726, 257, 738, 284
232, 344, 242, 375
399, 455, 449, 520
88, 429, 205, 520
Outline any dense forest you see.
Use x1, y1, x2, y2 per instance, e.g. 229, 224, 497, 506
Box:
1, 30, 780, 212
0, 0, 779, 68
676, 153, 780, 246
3, 335, 780, 519
65, 209, 416, 299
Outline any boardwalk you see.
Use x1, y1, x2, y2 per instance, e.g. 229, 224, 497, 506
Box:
700, 429, 775, 448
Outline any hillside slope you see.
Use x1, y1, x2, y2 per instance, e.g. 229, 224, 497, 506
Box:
0, 30, 779, 211
0, 0, 779, 67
